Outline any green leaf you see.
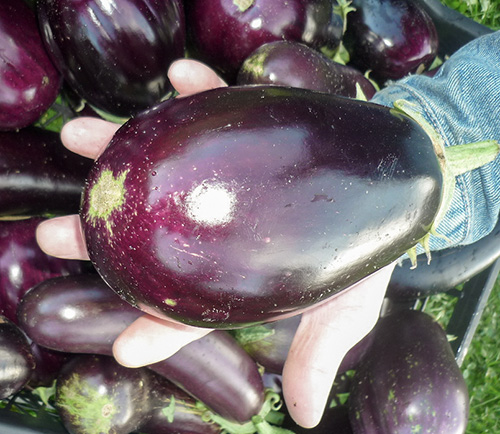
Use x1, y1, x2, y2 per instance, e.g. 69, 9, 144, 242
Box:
31, 381, 57, 407
161, 395, 176, 423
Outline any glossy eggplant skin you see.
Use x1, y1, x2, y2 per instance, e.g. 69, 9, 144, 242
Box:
17, 274, 142, 354
348, 309, 469, 434
18, 274, 265, 423
0, 127, 92, 217
55, 354, 153, 434
344, 0, 439, 81
0, 218, 87, 324
0, 0, 61, 131
81, 85, 443, 328
0, 315, 35, 399
185, 0, 338, 80
150, 330, 265, 422
237, 41, 376, 99
37, 0, 185, 117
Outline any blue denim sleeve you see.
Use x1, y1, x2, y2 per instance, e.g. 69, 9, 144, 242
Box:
370, 30, 500, 252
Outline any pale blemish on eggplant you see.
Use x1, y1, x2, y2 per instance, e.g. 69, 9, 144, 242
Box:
87, 168, 130, 236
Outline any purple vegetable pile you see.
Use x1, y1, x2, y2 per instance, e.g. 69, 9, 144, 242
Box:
0, 0, 488, 433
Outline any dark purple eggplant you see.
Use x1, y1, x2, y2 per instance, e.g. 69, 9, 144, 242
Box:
0, 315, 35, 399
55, 354, 153, 434
237, 41, 376, 99
80, 85, 443, 328
387, 214, 500, 299
17, 274, 265, 423
344, 0, 439, 81
141, 373, 222, 434
0, 217, 88, 324
17, 274, 142, 354
185, 0, 338, 80
348, 309, 469, 434
0, 127, 93, 217
0, 0, 61, 131
37, 0, 185, 117
149, 330, 265, 423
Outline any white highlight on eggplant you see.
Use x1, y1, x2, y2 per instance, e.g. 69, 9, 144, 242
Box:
185, 180, 236, 226
250, 17, 263, 30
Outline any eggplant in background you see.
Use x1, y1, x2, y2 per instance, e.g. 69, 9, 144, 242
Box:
0, 0, 61, 131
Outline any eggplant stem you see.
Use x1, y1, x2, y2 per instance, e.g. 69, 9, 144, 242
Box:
393, 99, 499, 268
444, 140, 500, 176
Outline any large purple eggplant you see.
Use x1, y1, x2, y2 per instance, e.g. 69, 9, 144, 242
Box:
0, 0, 61, 131
0, 127, 92, 217
0, 315, 35, 399
55, 354, 153, 434
185, 0, 339, 80
348, 309, 469, 434
18, 274, 265, 423
0, 217, 88, 324
80, 85, 444, 328
237, 41, 376, 99
37, 0, 185, 117
344, 0, 439, 81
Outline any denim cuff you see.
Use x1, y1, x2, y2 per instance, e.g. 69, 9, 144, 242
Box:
370, 30, 500, 252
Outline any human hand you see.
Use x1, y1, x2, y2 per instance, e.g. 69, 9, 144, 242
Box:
36, 58, 393, 429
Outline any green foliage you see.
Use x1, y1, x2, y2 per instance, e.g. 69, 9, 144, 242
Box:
461, 279, 500, 433
441, 0, 500, 30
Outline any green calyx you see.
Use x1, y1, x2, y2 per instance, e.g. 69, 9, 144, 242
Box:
391, 99, 500, 268
201, 390, 295, 434
56, 374, 118, 434
233, 0, 254, 12
86, 168, 129, 236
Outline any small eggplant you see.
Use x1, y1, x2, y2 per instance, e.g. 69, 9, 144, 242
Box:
141, 373, 222, 434
348, 309, 469, 434
37, 0, 186, 117
237, 41, 376, 99
55, 354, 153, 434
0, 127, 92, 217
0, 0, 61, 131
17, 274, 266, 423
185, 0, 337, 80
17, 274, 142, 354
0, 315, 35, 399
80, 85, 445, 328
0, 217, 88, 324
344, 0, 439, 81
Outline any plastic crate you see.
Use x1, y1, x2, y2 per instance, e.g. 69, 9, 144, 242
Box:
0, 1, 496, 432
